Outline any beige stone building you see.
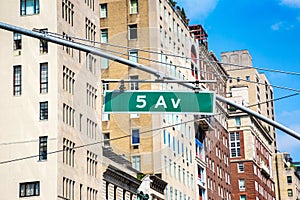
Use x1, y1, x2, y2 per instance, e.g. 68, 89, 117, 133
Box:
0, 0, 102, 199
100, 0, 207, 199
273, 152, 300, 200
222, 50, 276, 200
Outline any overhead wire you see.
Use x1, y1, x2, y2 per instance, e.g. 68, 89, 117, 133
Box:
46, 31, 300, 76
0, 119, 200, 165
45, 31, 300, 94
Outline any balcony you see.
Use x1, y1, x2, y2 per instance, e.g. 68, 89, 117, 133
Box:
197, 177, 206, 188
260, 162, 270, 178
195, 115, 213, 131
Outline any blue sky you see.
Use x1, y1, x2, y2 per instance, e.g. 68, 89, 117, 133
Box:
176, 0, 300, 161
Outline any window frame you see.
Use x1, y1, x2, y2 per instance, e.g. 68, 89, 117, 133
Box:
40, 63, 48, 93
130, 75, 139, 90
100, 29, 108, 43
132, 155, 141, 171
20, 0, 40, 16
39, 101, 48, 120
13, 65, 22, 96
39, 136, 48, 161
13, 32, 22, 50
238, 162, 244, 173
129, 50, 138, 63
287, 176, 292, 184
230, 132, 241, 157
131, 128, 140, 145
19, 181, 40, 197
100, 3, 107, 18
128, 24, 137, 40
103, 132, 110, 147
238, 179, 245, 191
287, 189, 293, 197
129, 0, 138, 14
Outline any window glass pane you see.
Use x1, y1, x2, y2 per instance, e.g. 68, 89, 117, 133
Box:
132, 129, 140, 144
13, 65, 22, 96
130, 0, 138, 14
100, 4, 107, 18
40, 102, 48, 120
101, 29, 108, 43
129, 51, 138, 63
129, 25, 137, 39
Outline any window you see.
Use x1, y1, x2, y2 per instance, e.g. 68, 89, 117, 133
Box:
163, 130, 167, 144
63, 177, 75, 200
230, 132, 241, 157
101, 29, 108, 43
40, 39, 48, 54
100, 3, 107, 18
85, 18, 96, 41
40, 101, 48, 120
87, 150, 97, 177
287, 176, 292, 184
63, 138, 75, 167
235, 116, 241, 126
240, 195, 246, 200
21, 0, 40, 15
128, 24, 137, 40
87, 187, 97, 200
13, 32, 22, 51
86, 54, 97, 74
40, 63, 48, 93
62, 0, 74, 26
129, 50, 138, 63
101, 58, 109, 69
132, 155, 141, 170
13, 65, 22, 96
39, 136, 47, 161
20, 181, 40, 197
245, 76, 250, 81
287, 189, 293, 197
63, 103, 75, 127
87, 118, 97, 139
130, 0, 138, 14
39, 29, 48, 53
86, 83, 97, 109
131, 129, 140, 145
130, 75, 139, 90
239, 179, 245, 191
104, 132, 110, 147
238, 163, 244, 172
237, 77, 240, 82
63, 66, 75, 94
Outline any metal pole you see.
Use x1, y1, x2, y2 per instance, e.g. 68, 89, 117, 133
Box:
0, 21, 299, 140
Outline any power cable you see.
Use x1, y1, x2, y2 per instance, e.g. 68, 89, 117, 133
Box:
0, 119, 199, 165
47, 31, 300, 93
46, 31, 300, 76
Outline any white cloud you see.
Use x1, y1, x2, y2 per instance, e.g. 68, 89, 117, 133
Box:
281, 0, 300, 8
271, 21, 295, 30
277, 131, 300, 160
271, 22, 283, 30
276, 109, 300, 160
176, 0, 219, 21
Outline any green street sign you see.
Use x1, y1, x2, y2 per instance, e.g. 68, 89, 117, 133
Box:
104, 91, 215, 114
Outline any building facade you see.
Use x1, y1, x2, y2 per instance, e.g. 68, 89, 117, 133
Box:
0, 0, 102, 199
273, 152, 300, 200
100, 0, 208, 199
222, 50, 276, 200
198, 47, 231, 200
